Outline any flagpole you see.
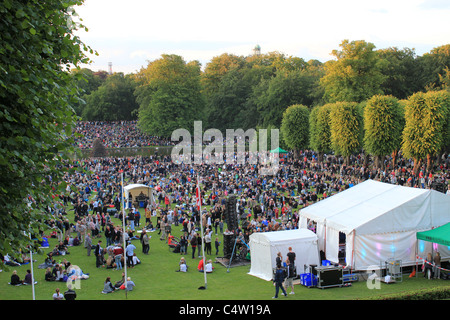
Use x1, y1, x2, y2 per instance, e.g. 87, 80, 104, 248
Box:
29, 233, 35, 300
197, 175, 207, 289
121, 172, 128, 298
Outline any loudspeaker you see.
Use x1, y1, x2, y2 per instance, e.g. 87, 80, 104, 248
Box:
224, 196, 238, 232
431, 180, 446, 194
223, 233, 235, 258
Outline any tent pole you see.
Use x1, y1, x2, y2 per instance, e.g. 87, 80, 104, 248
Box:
415, 240, 418, 278
350, 231, 355, 274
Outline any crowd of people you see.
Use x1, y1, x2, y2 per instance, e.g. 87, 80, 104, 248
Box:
73, 121, 176, 149
4, 120, 450, 299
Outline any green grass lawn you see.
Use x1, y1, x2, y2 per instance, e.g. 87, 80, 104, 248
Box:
1, 193, 449, 301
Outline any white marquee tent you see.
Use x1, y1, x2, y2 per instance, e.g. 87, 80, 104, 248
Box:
299, 179, 450, 271
248, 229, 320, 281
124, 184, 156, 209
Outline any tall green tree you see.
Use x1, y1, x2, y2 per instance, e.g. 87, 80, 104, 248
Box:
82, 73, 139, 121
256, 69, 316, 128
320, 39, 386, 103
201, 53, 245, 98
363, 95, 404, 168
377, 47, 421, 100
70, 68, 106, 116
135, 54, 205, 137
0, 0, 92, 259
309, 104, 332, 161
402, 90, 450, 174
280, 104, 310, 158
329, 101, 363, 164
204, 67, 251, 132
417, 44, 450, 90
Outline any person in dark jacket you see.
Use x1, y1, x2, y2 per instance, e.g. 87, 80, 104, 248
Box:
272, 266, 287, 298
64, 284, 77, 300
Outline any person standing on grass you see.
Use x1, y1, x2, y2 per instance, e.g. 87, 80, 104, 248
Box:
190, 233, 197, 259
285, 259, 295, 294
272, 266, 287, 299
286, 246, 296, 273
434, 252, 441, 279
204, 230, 212, 255
141, 230, 150, 254
95, 240, 103, 268
126, 241, 136, 268
215, 237, 220, 255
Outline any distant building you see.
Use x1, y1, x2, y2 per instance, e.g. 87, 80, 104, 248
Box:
253, 44, 261, 56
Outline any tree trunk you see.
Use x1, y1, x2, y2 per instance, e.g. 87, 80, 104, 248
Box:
318, 152, 324, 163
426, 153, 432, 174
392, 150, 398, 169
413, 158, 422, 177
363, 152, 369, 167
374, 155, 380, 169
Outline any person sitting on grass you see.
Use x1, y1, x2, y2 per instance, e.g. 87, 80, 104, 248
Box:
23, 269, 36, 285
126, 277, 135, 291
45, 267, 56, 281
197, 257, 204, 272
9, 270, 23, 285
205, 260, 214, 273
102, 276, 115, 294
176, 257, 188, 272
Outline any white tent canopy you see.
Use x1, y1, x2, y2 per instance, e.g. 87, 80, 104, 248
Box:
299, 179, 450, 271
123, 184, 156, 209
248, 229, 320, 281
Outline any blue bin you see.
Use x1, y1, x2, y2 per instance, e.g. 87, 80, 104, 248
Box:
322, 260, 331, 266
300, 273, 317, 287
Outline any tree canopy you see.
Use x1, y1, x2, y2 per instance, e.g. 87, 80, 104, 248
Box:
134, 54, 205, 137
0, 0, 92, 257
363, 95, 405, 168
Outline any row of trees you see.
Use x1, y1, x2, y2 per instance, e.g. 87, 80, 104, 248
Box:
74, 40, 450, 139
281, 90, 450, 175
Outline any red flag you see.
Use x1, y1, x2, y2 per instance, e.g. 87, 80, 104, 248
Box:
196, 184, 201, 212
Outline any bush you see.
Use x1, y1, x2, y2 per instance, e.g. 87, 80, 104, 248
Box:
371, 287, 450, 300
91, 139, 107, 157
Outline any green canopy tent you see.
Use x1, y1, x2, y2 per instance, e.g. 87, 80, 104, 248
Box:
270, 147, 288, 153
415, 223, 450, 277
417, 222, 450, 247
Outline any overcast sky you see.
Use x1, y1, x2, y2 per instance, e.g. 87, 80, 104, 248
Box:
74, 0, 450, 74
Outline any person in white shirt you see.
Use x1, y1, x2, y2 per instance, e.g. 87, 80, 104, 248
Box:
53, 288, 64, 300
205, 260, 214, 273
